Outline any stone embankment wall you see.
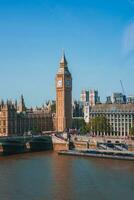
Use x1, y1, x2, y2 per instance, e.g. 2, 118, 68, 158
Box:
73, 136, 134, 152
74, 141, 97, 150
53, 143, 68, 151
52, 135, 69, 151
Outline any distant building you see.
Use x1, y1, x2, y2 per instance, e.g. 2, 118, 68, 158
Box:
127, 96, 134, 104
80, 89, 89, 104
89, 89, 100, 106
73, 100, 84, 118
111, 93, 126, 104
106, 96, 112, 104
80, 89, 100, 106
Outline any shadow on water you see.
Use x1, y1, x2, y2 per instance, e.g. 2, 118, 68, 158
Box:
1, 135, 53, 156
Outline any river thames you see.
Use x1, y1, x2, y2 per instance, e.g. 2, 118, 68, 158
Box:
0, 152, 134, 200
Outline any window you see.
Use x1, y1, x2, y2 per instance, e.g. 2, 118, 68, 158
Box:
3, 128, 6, 133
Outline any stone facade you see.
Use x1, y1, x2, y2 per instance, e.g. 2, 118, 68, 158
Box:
56, 52, 72, 132
0, 98, 54, 136
84, 103, 134, 137
0, 100, 17, 136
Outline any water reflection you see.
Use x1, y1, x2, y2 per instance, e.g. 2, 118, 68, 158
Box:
0, 152, 134, 200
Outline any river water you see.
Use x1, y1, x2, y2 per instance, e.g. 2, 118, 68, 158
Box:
0, 152, 134, 200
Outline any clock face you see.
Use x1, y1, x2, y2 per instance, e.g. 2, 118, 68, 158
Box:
65, 79, 71, 87
57, 79, 62, 87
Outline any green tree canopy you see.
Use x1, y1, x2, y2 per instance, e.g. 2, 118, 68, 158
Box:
72, 118, 86, 130
72, 116, 112, 135
129, 126, 134, 137
84, 116, 112, 135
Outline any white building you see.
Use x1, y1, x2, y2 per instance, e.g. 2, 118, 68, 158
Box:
84, 104, 134, 137
84, 103, 90, 123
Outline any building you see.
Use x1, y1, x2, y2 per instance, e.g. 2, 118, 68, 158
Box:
111, 93, 126, 104
0, 98, 54, 136
84, 103, 90, 123
56, 52, 72, 132
89, 89, 100, 106
0, 100, 17, 136
84, 103, 134, 137
106, 96, 112, 104
73, 100, 84, 118
80, 89, 100, 106
106, 93, 129, 104
18, 94, 26, 112
17, 107, 53, 135
0, 53, 73, 136
127, 96, 134, 104
80, 89, 89, 104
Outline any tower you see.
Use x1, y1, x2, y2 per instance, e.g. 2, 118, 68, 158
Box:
0, 100, 17, 136
18, 95, 26, 113
56, 52, 72, 132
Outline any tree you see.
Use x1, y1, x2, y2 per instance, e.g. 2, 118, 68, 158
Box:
72, 118, 86, 130
86, 116, 112, 135
31, 127, 42, 134
73, 116, 112, 135
129, 126, 134, 137
80, 125, 88, 135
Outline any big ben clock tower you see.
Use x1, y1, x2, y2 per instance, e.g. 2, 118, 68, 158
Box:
56, 52, 72, 132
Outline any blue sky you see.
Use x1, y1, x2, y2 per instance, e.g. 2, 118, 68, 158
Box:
0, 0, 134, 106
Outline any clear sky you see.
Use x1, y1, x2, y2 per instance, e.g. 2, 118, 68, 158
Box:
0, 0, 134, 106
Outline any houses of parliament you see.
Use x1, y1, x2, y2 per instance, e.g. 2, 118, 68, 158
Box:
0, 53, 72, 136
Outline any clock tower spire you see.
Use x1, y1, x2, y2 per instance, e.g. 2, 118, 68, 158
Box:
60, 51, 68, 67
56, 52, 72, 132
